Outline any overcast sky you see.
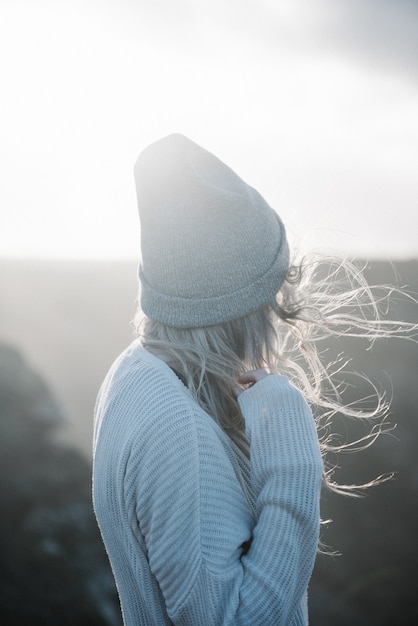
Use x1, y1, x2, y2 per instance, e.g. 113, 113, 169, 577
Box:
1, 0, 417, 259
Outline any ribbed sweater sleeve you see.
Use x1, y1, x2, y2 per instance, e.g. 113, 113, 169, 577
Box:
237, 375, 323, 624
124, 369, 322, 625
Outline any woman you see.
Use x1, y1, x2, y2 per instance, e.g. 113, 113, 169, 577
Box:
93, 134, 407, 625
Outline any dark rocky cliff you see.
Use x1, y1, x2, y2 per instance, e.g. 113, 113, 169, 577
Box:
0, 344, 122, 625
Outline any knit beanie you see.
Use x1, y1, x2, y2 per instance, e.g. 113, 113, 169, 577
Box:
134, 134, 289, 328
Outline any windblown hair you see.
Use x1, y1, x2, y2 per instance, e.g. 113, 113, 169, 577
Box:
134, 255, 417, 494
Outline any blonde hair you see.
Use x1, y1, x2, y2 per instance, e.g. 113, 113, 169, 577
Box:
134, 254, 417, 493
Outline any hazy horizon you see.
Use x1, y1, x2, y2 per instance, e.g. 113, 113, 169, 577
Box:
1, 256, 417, 457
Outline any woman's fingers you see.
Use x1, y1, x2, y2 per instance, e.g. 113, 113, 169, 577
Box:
233, 387, 244, 398
234, 369, 270, 396
238, 369, 270, 386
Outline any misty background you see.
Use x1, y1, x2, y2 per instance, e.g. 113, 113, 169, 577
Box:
1, 0, 418, 624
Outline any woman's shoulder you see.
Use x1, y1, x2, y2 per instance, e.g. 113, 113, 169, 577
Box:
102, 340, 185, 396
96, 341, 208, 439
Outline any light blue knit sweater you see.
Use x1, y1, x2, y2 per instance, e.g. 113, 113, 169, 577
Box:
93, 342, 323, 625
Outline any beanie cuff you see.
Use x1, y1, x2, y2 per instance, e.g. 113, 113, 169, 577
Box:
140, 222, 289, 328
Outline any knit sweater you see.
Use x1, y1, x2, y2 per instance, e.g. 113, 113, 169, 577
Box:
92, 342, 323, 625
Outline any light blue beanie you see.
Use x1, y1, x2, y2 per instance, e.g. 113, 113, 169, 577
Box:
134, 134, 289, 328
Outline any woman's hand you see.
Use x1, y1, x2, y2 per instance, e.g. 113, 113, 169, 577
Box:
234, 369, 270, 398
